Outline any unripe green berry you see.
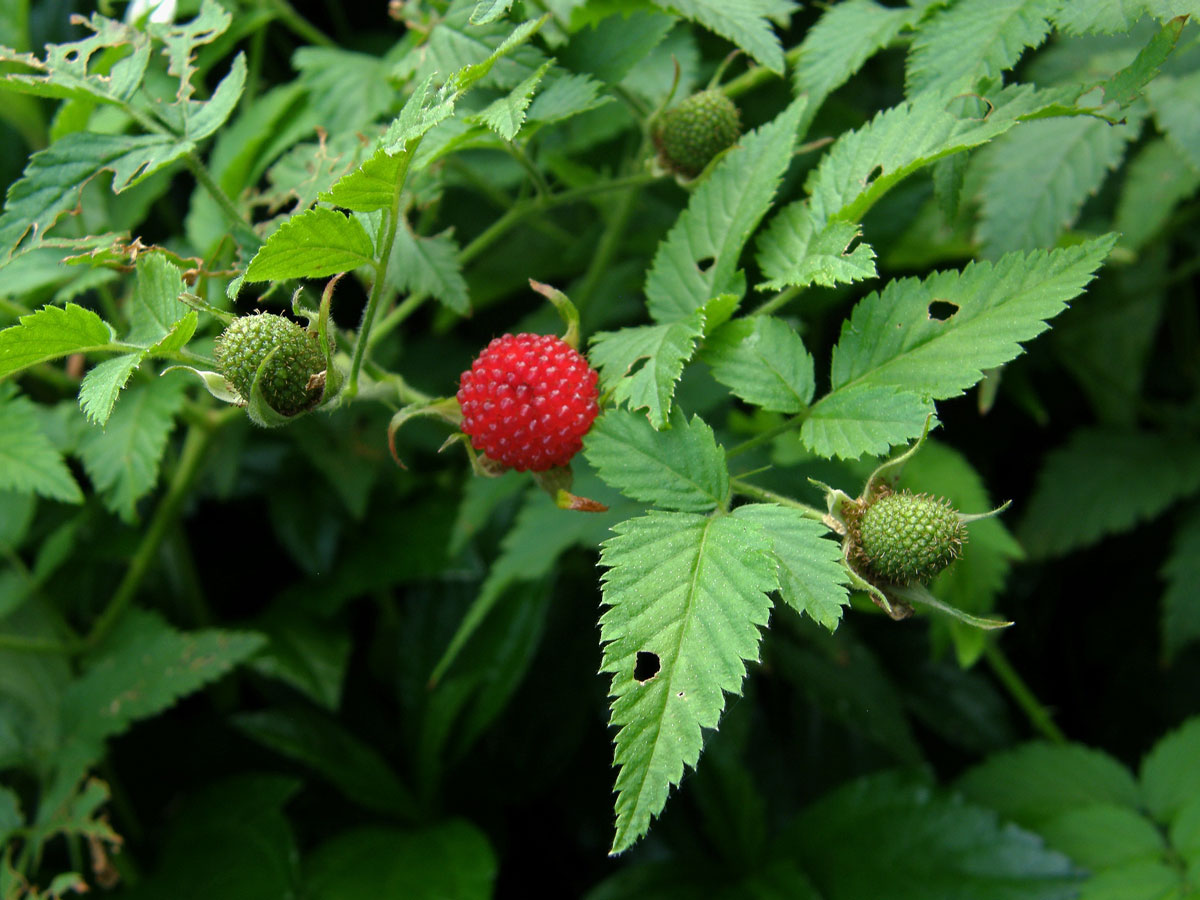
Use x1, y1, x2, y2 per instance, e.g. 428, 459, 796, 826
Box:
214, 313, 326, 416
858, 491, 966, 584
654, 89, 741, 177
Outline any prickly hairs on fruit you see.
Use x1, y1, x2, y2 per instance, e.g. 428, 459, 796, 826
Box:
850, 488, 967, 585
214, 312, 326, 417
456, 332, 600, 472
653, 89, 741, 177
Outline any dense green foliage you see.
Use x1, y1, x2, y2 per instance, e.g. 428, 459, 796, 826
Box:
1, 0, 1199, 896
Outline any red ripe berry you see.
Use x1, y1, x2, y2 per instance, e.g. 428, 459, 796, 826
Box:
457, 333, 600, 472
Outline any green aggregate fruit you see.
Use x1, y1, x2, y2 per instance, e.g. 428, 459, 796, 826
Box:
858, 490, 966, 584
214, 312, 326, 416
654, 89, 741, 177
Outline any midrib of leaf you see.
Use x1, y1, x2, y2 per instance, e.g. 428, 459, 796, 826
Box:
618, 514, 715, 844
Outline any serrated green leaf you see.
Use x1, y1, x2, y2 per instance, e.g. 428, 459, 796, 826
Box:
0, 11, 149, 105
793, 0, 916, 107
1038, 804, 1166, 871
906, 0, 1061, 96
0, 302, 118, 379
78, 352, 146, 426
959, 743, 1141, 828
387, 225, 470, 314
471, 0, 514, 24
1146, 70, 1200, 172
234, 707, 418, 819
150, 310, 198, 356
732, 503, 849, 630
645, 97, 807, 323
1141, 717, 1200, 826
47, 612, 266, 838
701, 316, 815, 412
1161, 505, 1200, 660
802, 384, 934, 460
649, 0, 784, 73
244, 207, 375, 281
755, 212, 877, 291
525, 71, 613, 124
127, 254, 187, 346
78, 375, 187, 521
0, 132, 190, 259
600, 510, 778, 853
1102, 16, 1185, 107
584, 408, 729, 512
1019, 429, 1200, 558
803, 82, 1095, 231
473, 59, 551, 140
0, 387, 83, 503
320, 144, 409, 214
791, 771, 1080, 900
1051, 0, 1200, 35
305, 822, 497, 900
558, 11, 674, 86
1115, 138, 1200, 251
976, 114, 1142, 258
589, 312, 704, 427
830, 237, 1116, 399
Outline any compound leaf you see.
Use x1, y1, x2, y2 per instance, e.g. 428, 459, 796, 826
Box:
126, 254, 187, 347
1161, 505, 1200, 660
1018, 429, 1200, 558
732, 503, 849, 630
470, 0, 514, 24
1140, 716, 1200, 826
701, 316, 815, 412
244, 207, 375, 282
791, 771, 1080, 900
1115, 138, 1200, 252
793, 0, 917, 108
1051, 0, 1200, 35
829, 236, 1116, 401
755, 213, 877, 291
0, 302, 119, 379
645, 97, 806, 323
387, 226, 470, 315
1145, 70, 1200, 172
78, 353, 146, 427
976, 113, 1143, 258
801, 384, 934, 460
589, 312, 705, 428
584, 408, 729, 513
0, 133, 191, 260
648, 0, 784, 73
472, 59, 551, 140
906, 0, 1061, 97
78, 374, 187, 522
600, 510, 777, 854
0, 387, 83, 503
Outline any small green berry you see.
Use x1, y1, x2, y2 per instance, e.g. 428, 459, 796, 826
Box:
214, 313, 326, 417
858, 490, 966, 584
654, 89, 741, 177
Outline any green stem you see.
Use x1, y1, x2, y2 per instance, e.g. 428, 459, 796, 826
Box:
573, 180, 639, 310
347, 210, 402, 396
267, 0, 336, 47
506, 141, 551, 198
457, 173, 661, 266
0, 634, 74, 654
85, 414, 229, 648
751, 285, 802, 318
725, 413, 807, 458
184, 155, 261, 250
722, 46, 802, 99
369, 292, 428, 349
983, 641, 1067, 744
729, 478, 826, 521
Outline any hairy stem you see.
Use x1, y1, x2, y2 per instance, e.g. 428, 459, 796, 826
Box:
347, 209, 402, 396
729, 478, 827, 521
725, 413, 807, 458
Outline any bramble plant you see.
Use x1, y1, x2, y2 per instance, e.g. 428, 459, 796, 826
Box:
1, 0, 1199, 896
